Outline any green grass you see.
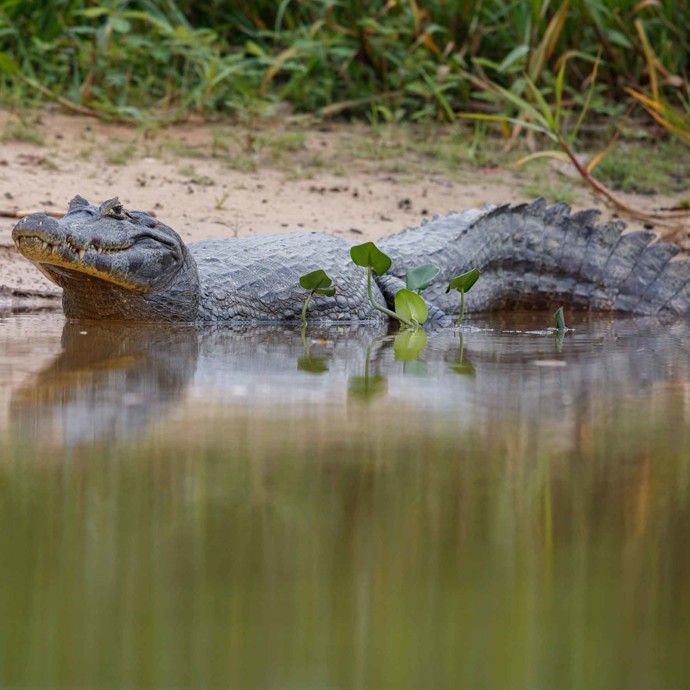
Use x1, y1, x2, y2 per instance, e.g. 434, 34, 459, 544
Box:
103, 138, 137, 165
519, 180, 577, 205
0, 0, 687, 153
177, 164, 215, 185
161, 139, 207, 159
1, 121, 44, 145
595, 141, 690, 195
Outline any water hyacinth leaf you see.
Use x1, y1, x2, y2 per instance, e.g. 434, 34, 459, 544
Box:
393, 329, 428, 361
447, 268, 481, 294
394, 289, 428, 325
299, 269, 335, 295
406, 263, 440, 292
350, 242, 392, 276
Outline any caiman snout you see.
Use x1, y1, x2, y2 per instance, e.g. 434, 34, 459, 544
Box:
12, 213, 61, 243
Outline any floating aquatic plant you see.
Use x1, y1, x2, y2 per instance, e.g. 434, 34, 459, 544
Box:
446, 268, 481, 326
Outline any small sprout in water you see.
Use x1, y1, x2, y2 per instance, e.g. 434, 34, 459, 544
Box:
350, 241, 417, 328
553, 306, 566, 332
550, 306, 573, 351
447, 268, 481, 326
406, 263, 440, 293
299, 269, 336, 326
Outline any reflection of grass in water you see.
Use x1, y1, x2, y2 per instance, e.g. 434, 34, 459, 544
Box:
1, 409, 690, 689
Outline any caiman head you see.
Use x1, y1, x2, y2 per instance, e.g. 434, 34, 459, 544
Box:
12, 195, 200, 321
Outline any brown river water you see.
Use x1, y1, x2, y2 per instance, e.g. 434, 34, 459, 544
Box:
1, 308, 689, 689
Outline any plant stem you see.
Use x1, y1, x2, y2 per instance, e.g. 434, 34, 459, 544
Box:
456, 289, 465, 327
366, 267, 413, 327
301, 290, 314, 326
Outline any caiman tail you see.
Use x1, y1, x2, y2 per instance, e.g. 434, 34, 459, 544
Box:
380, 198, 690, 318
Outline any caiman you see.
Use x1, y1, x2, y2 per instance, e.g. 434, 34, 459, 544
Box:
11, 195, 690, 322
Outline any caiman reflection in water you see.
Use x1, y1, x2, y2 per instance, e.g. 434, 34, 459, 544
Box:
10, 322, 199, 444
9, 315, 690, 450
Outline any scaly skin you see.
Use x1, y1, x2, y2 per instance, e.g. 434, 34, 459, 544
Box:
11, 195, 690, 322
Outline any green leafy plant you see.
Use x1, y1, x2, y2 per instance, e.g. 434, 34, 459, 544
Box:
0, 0, 688, 130
298, 269, 336, 326
393, 263, 441, 327
406, 264, 440, 293
349, 242, 420, 328
446, 269, 481, 326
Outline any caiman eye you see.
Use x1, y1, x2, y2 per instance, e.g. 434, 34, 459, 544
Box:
99, 197, 126, 220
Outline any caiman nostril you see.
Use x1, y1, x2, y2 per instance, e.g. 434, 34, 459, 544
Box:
12, 213, 60, 239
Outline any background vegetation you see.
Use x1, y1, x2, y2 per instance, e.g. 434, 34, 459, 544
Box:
0, 0, 687, 136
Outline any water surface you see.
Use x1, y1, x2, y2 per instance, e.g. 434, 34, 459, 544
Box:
1, 310, 689, 689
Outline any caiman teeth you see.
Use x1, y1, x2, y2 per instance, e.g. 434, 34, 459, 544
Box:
25, 237, 127, 256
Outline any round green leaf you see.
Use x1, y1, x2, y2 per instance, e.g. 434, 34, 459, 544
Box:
447, 268, 481, 294
394, 289, 429, 325
299, 269, 333, 291
406, 263, 440, 292
349, 242, 392, 276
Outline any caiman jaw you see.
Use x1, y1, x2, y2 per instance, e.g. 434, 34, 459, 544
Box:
13, 230, 143, 292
